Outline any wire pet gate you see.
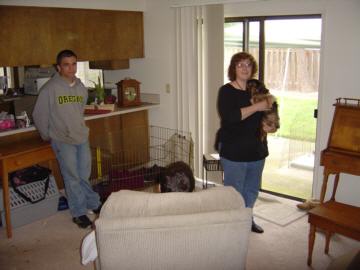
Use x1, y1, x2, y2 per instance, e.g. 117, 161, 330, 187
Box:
90, 125, 193, 200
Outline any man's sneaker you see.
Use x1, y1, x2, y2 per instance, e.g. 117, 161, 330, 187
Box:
72, 215, 92, 228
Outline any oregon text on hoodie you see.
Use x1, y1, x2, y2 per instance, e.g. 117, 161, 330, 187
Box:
32, 73, 89, 145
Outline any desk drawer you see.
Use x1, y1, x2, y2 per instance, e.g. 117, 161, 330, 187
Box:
321, 151, 360, 176
5, 147, 55, 172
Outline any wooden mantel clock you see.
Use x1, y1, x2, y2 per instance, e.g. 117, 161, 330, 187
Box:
116, 78, 141, 107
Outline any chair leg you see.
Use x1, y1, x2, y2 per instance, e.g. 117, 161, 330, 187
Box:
325, 231, 332, 254
308, 224, 316, 266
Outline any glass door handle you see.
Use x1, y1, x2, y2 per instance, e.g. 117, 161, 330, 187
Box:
314, 109, 318, 119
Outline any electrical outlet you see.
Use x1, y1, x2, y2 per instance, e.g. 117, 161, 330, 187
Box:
166, 83, 171, 93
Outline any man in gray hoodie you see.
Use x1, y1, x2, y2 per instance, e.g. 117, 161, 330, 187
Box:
33, 49, 101, 228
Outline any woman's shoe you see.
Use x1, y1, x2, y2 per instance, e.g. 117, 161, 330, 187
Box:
251, 221, 264, 233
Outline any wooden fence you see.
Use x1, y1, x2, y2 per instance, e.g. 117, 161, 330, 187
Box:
225, 47, 320, 92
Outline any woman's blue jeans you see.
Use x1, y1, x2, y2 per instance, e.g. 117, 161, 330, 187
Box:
51, 139, 100, 217
220, 157, 265, 208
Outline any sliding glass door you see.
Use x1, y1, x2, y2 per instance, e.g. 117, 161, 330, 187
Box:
224, 15, 322, 200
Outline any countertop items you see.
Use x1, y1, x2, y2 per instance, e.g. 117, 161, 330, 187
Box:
0, 102, 159, 137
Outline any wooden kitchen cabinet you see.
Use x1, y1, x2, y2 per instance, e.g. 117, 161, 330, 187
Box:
87, 110, 149, 158
0, 6, 144, 67
89, 59, 130, 70
87, 113, 123, 153
120, 110, 150, 164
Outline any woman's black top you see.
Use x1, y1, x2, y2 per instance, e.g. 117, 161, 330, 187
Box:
216, 83, 268, 162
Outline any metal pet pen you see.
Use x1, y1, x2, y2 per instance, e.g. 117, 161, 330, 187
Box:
89, 125, 193, 200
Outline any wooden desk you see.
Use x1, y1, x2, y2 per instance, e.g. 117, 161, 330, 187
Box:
307, 98, 360, 265
0, 139, 56, 238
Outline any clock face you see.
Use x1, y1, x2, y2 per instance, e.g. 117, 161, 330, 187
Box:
124, 87, 137, 101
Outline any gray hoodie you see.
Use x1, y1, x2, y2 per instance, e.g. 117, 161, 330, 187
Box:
32, 73, 89, 145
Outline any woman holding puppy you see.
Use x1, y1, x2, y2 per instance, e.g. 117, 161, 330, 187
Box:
216, 52, 276, 233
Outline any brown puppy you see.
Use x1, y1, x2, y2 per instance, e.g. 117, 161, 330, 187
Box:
246, 79, 280, 141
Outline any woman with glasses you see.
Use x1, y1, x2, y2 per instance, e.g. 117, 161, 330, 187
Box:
216, 52, 275, 233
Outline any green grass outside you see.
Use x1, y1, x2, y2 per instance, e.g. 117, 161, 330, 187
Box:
275, 96, 317, 142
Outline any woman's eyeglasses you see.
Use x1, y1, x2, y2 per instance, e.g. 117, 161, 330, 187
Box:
236, 62, 252, 69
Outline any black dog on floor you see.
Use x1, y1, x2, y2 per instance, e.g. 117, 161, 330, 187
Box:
160, 161, 195, 193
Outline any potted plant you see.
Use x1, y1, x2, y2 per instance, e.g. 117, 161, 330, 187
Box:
92, 76, 105, 105
86, 76, 116, 112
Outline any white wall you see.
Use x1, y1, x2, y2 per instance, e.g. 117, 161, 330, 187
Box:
224, 0, 360, 206
104, 0, 177, 128
203, 5, 224, 154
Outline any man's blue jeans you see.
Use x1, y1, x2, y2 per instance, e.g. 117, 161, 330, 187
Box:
51, 139, 100, 217
220, 157, 265, 208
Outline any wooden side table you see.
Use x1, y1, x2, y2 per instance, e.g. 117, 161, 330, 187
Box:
0, 139, 56, 238
307, 166, 360, 266
307, 200, 360, 265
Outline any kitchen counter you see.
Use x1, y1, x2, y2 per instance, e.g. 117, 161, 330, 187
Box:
0, 102, 159, 137
0, 100, 158, 210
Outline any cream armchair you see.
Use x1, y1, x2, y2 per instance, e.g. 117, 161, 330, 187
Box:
95, 186, 252, 270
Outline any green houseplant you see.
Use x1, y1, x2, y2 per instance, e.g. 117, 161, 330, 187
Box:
92, 76, 105, 104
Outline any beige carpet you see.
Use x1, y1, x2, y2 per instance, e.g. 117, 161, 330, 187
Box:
254, 192, 307, 226
1, 191, 359, 270
0, 210, 95, 270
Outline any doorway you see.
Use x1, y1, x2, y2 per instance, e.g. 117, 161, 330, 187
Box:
224, 15, 322, 200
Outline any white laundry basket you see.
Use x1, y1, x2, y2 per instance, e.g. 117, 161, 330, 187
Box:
0, 175, 60, 228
